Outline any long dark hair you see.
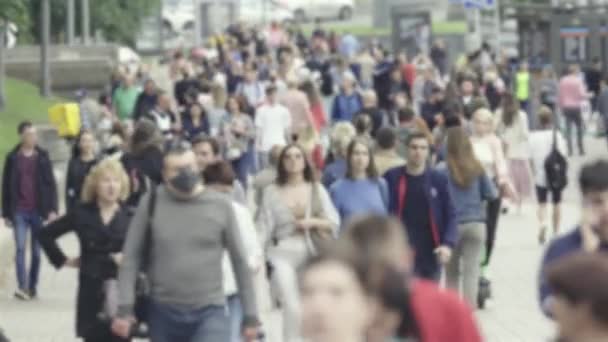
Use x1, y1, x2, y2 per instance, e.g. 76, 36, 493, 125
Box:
446, 127, 484, 188
345, 139, 378, 179
71, 129, 95, 159
500, 91, 520, 128
276, 144, 316, 186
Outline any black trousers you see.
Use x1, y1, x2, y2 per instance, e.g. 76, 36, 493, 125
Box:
483, 197, 502, 267
563, 108, 585, 155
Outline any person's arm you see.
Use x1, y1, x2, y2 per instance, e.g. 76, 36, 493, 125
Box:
43, 153, 59, 218
232, 180, 247, 205
539, 238, 570, 317
255, 186, 276, 249
37, 210, 76, 268
2, 155, 12, 221
224, 202, 259, 326
479, 172, 499, 201
116, 190, 151, 318
232, 203, 263, 271
307, 184, 340, 236
65, 159, 75, 211
331, 97, 340, 122
328, 181, 344, 221
440, 174, 458, 248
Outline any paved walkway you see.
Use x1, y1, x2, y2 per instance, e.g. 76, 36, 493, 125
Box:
0, 136, 604, 342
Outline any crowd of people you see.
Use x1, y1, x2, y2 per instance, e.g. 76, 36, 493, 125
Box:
2, 18, 608, 342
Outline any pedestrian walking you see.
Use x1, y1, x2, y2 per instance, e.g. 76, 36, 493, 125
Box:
545, 253, 608, 342
539, 159, 608, 316
120, 120, 164, 209
471, 107, 515, 305
330, 139, 388, 225
180, 103, 210, 140
38, 159, 131, 342
65, 130, 98, 211
373, 127, 406, 176
112, 143, 260, 342
113, 75, 141, 128
1, 121, 58, 300
384, 132, 457, 280
529, 107, 568, 243
558, 64, 590, 156
495, 92, 533, 212
322, 122, 356, 188
339, 215, 482, 342
133, 79, 158, 122
299, 254, 374, 342
515, 62, 531, 114
596, 77, 608, 147
257, 143, 339, 341
331, 75, 363, 123
202, 161, 263, 342
440, 127, 498, 307
191, 135, 246, 204
255, 86, 292, 170
220, 96, 256, 190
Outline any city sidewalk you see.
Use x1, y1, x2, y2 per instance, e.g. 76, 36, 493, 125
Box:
0, 137, 603, 342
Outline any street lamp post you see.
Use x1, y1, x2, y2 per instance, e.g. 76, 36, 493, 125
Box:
82, 0, 90, 45
67, 0, 75, 45
41, 0, 51, 97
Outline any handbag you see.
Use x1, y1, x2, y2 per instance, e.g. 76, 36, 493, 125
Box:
303, 183, 334, 256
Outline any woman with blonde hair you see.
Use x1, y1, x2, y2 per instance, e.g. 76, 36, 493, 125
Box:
38, 159, 132, 342
471, 107, 516, 308
322, 122, 356, 187
440, 127, 498, 307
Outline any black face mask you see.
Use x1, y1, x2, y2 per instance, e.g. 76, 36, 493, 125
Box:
169, 168, 200, 194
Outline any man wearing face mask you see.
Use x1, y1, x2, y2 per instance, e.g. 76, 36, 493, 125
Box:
111, 142, 259, 341
539, 159, 608, 317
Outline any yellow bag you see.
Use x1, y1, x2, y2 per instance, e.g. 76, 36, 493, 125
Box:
48, 103, 81, 138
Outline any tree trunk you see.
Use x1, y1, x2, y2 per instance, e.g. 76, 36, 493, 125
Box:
0, 18, 6, 111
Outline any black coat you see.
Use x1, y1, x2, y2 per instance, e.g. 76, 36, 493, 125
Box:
133, 92, 157, 122
37, 203, 131, 338
2, 145, 58, 220
120, 146, 163, 208
65, 157, 97, 211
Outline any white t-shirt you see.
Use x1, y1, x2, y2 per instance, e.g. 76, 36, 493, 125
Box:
495, 109, 530, 159
255, 103, 292, 152
529, 130, 567, 187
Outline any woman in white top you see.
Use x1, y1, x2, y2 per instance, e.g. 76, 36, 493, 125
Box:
471, 107, 516, 305
495, 92, 533, 212
529, 107, 568, 243
257, 144, 340, 341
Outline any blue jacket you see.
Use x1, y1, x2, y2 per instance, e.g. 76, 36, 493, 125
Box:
383, 166, 458, 248
538, 228, 608, 317
331, 92, 363, 122
436, 164, 498, 224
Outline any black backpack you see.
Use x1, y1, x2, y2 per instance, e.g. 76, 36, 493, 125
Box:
544, 125, 568, 191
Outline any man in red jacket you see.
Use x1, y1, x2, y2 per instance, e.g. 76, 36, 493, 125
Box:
340, 215, 482, 342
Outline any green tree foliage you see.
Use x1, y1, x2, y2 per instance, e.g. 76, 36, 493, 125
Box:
0, 0, 29, 25
26, 0, 161, 45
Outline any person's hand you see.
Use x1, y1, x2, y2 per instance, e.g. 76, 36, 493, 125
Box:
242, 325, 260, 342
111, 253, 123, 266
296, 219, 315, 231
434, 246, 452, 265
64, 257, 80, 268
581, 206, 600, 252
111, 317, 136, 339
45, 212, 58, 225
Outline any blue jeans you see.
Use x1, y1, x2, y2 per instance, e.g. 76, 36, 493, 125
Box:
227, 295, 243, 342
13, 210, 43, 292
148, 300, 229, 342
231, 152, 252, 191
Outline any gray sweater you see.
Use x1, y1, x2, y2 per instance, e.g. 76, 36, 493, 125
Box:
117, 186, 258, 324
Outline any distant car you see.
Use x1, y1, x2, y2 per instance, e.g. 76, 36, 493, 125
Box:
274, 0, 355, 22
161, 0, 294, 35
239, 0, 294, 25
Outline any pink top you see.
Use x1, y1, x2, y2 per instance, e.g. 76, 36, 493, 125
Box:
558, 75, 587, 109
280, 89, 313, 132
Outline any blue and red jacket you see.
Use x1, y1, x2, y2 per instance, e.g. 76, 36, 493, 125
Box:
383, 166, 457, 248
